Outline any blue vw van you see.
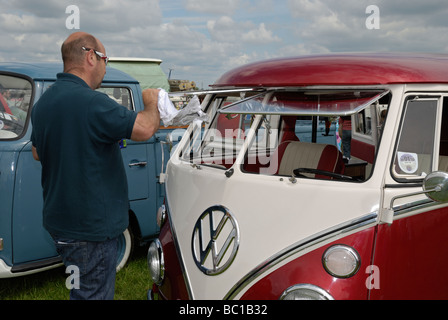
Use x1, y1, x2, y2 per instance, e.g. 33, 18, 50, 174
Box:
0, 62, 172, 277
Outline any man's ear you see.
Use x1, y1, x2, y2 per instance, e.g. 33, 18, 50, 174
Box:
85, 49, 96, 67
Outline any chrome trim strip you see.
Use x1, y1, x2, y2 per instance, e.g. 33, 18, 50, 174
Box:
392, 198, 436, 218
224, 212, 378, 300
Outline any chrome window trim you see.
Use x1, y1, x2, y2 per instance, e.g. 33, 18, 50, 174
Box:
224, 212, 378, 300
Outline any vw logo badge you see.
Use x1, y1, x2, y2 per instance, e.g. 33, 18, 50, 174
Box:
191, 205, 240, 275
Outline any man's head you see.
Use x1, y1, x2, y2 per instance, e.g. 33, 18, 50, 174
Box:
61, 32, 108, 89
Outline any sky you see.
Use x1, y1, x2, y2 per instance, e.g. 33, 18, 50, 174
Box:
1, 0, 448, 89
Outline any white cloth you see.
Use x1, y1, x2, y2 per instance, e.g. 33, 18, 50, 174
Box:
158, 89, 179, 126
157, 89, 209, 127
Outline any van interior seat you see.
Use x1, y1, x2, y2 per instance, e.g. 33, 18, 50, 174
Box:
277, 141, 345, 179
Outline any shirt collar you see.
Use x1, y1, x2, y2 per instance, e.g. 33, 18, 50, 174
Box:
56, 73, 90, 89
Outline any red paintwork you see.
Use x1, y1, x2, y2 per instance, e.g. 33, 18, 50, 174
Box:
240, 228, 376, 300
213, 53, 448, 88
371, 207, 448, 300
156, 217, 189, 300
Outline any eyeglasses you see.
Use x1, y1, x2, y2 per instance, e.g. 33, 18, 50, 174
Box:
82, 47, 109, 65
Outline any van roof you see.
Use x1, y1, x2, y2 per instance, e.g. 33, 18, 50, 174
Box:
212, 53, 448, 88
0, 62, 139, 84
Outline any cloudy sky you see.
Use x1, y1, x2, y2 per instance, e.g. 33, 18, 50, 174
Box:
1, 0, 447, 88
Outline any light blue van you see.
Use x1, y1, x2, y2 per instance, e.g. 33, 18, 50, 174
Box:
0, 62, 172, 277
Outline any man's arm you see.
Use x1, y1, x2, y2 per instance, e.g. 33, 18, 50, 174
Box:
131, 88, 161, 142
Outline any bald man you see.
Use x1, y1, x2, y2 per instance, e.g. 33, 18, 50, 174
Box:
30, 32, 160, 300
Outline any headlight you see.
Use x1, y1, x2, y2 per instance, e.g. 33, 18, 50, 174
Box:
322, 245, 360, 278
280, 284, 334, 300
147, 239, 165, 286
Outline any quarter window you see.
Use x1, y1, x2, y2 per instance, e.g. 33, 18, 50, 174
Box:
393, 97, 438, 180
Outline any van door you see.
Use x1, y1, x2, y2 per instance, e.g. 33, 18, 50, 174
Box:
96, 86, 151, 202
13, 144, 59, 265
373, 95, 448, 299
8, 78, 62, 267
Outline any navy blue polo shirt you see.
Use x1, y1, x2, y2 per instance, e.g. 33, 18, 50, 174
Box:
31, 73, 137, 241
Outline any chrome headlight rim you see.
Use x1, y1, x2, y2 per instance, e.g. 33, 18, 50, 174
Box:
322, 244, 361, 279
156, 204, 167, 228
280, 283, 334, 300
147, 239, 165, 286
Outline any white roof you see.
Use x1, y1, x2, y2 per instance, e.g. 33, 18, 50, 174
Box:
108, 57, 163, 64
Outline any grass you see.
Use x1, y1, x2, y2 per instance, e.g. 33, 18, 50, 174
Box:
0, 245, 152, 300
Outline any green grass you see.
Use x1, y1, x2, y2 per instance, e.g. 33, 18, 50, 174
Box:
0, 245, 152, 300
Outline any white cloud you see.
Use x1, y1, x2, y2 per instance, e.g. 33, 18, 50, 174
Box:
207, 16, 280, 45
185, 0, 241, 15
242, 23, 281, 44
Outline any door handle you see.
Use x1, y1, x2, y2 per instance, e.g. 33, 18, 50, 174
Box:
128, 161, 147, 168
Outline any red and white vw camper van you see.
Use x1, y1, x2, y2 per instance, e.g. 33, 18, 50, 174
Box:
148, 53, 448, 300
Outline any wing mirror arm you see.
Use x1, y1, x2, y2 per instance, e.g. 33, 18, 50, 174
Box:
381, 171, 448, 224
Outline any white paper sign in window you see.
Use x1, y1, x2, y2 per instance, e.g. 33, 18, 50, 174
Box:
397, 152, 419, 174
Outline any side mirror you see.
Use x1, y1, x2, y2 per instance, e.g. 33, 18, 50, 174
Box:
423, 171, 448, 202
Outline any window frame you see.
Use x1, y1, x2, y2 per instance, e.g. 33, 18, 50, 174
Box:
391, 94, 443, 183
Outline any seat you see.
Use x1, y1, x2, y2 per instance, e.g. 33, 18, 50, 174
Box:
277, 141, 344, 179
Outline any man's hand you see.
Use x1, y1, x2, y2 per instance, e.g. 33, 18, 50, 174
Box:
32, 145, 40, 161
131, 89, 161, 141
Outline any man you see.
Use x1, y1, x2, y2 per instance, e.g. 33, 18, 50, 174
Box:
30, 32, 160, 300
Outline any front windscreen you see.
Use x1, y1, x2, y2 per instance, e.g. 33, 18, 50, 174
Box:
179, 88, 391, 183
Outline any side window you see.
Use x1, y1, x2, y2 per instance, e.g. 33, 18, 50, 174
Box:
438, 98, 448, 171
96, 87, 133, 111
0, 74, 33, 140
393, 97, 438, 180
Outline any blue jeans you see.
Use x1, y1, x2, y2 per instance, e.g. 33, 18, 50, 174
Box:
52, 236, 118, 300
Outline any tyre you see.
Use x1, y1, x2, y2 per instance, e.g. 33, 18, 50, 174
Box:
116, 227, 134, 272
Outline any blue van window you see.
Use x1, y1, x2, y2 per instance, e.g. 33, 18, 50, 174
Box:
0, 75, 32, 140
96, 87, 133, 111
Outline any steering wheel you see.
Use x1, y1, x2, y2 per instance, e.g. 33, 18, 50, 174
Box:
293, 167, 358, 182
